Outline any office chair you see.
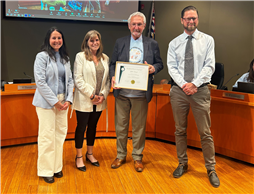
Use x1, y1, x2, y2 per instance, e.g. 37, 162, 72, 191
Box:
211, 62, 225, 89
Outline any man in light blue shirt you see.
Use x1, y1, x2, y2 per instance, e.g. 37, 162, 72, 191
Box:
119, 33, 145, 98
167, 6, 220, 188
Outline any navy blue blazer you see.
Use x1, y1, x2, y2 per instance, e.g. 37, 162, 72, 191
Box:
109, 35, 163, 103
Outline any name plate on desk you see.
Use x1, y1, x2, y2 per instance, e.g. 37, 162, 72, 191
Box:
223, 92, 245, 100
18, 85, 37, 90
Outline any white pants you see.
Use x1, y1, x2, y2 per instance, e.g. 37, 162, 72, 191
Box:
36, 94, 68, 177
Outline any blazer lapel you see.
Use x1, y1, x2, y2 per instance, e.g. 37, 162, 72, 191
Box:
100, 57, 107, 81
88, 60, 96, 80
124, 36, 131, 62
143, 37, 149, 62
64, 63, 69, 93
51, 59, 58, 80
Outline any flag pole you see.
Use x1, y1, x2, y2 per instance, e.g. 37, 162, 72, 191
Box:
147, 0, 155, 39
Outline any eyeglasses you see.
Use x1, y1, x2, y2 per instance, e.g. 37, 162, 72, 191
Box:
183, 17, 198, 22
131, 23, 144, 27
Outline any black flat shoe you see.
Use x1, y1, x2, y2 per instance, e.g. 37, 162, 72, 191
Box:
43, 176, 54, 183
54, 171, 63, 178
86, 152, 100, 167
75, 156, 86, 172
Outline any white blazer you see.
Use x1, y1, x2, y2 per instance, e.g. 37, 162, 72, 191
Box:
72, 52, 110, 112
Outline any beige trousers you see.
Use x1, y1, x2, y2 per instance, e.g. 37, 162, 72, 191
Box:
170, 85, 216, 170
115, 95, 148, 161
36, 94, 68, 177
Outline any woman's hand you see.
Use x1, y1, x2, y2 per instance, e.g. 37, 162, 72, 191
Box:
92, 95, 104, 105
91, 95, 99, 105
54, 101, 64, 111
92, 95, 100, 101
61, 101, 70, 110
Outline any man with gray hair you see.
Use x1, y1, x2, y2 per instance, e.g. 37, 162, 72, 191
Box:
109, 11, 163, 172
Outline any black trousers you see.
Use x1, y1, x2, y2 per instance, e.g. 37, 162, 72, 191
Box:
75, 105, 102, 148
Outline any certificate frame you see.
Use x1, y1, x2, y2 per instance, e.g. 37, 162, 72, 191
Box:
114, 61, 149, 91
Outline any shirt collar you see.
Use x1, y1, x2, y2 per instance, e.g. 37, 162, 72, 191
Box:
55, 51, 60, 57
183, 29, 199, 40
131, 34, 143, 42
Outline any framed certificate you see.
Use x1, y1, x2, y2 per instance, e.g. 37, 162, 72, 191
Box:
114, 61, 149, 91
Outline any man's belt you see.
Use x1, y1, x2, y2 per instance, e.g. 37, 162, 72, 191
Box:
171, 81, 208, 88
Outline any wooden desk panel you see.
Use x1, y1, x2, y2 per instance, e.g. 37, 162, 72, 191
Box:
1, 94, 38, 140
210, 90, 254, 164
66, 107, 109, 139
156, 88, 254, 164
155, 92, 201, 147
97, 93, 157, 138
146, 96, 157, 137
155, 94, 175, 141
1, 85, 253, 164
1, 90, 156, 146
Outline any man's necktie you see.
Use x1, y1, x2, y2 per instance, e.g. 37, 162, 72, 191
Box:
184, 36, 194, 82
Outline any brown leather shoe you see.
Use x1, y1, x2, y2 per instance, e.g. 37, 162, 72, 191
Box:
111, 158, 126, 169
134, 160, 143, 172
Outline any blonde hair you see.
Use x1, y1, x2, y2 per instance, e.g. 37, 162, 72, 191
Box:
81, 30, 104, 61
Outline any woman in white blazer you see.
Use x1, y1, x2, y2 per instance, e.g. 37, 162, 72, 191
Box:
72, 30, 110, 171
32, 27, 74, 183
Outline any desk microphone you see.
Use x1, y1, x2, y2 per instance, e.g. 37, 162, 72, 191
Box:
223, 73, 239, 86
23, 72, 34, 81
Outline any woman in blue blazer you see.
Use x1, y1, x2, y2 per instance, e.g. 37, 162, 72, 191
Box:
32, 27, 74, 184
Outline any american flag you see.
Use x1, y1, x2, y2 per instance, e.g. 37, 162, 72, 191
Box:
148, 1, 155, 39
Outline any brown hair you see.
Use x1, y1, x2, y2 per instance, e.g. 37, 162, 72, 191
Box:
81, 30, 104, 61
41, 26, 69, 64
181, 6, 199, 18
247, 59, 254, 82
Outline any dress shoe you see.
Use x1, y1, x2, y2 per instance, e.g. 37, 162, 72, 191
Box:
134, 160, 143, 172
86, 152, 100, 167
75, 155, 86, 172
54, 171, 63, 178
173, 163, 188, 178
43, 176, 54, 183
111, 158, 126, 169
208, 170, 220, 188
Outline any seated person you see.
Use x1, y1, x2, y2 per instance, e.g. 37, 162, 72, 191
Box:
233, 59, 254, 88
160, 79, 169, 85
